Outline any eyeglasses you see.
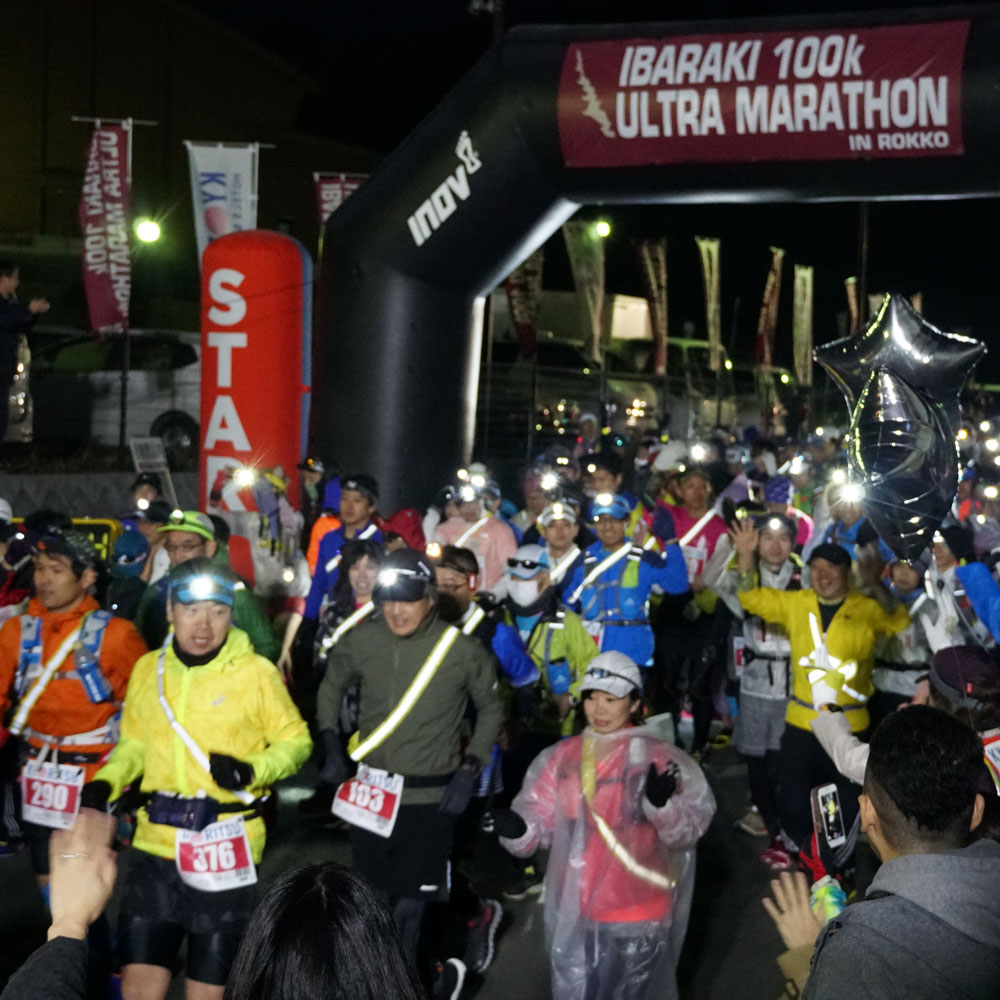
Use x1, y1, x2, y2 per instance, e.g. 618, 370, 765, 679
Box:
165, 540, 205, 554
508, 558, 544, 570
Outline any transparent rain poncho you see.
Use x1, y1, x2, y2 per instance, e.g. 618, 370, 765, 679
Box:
502, 725, 716, 1000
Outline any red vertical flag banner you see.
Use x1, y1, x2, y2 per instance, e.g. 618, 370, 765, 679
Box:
503, 247, 545, 358
563, 221, 606, 363
755, 246, 785, 366
635, 238, 669, 375
695, 237, 722, 371
314, 172, 367, 253
78, 124, 131, 334
200, 231, 313, 512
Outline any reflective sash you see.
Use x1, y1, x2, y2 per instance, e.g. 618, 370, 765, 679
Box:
350, 626, 461, 762
461, 604, 486, 635
156, 646, 255, 806
566, 543, 633, 606
677, 509, 717, 548
10, 624, 85, 736
548, 546, 581, 585
455, 514, 491, 547
806, 612, 867, 704
580, 731, 673, 890
320, 602, 375, 652
325, 524, 379, 573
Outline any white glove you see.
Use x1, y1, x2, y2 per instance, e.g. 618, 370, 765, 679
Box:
811, 677, 840, 711
920, 610, 960, 654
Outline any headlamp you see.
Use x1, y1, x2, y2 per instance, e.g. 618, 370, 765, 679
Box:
282, 567, 295, 583
426, 541, 442, 559
556, 456, 569, 466
540, 472, 559, 492
136, 497, 150, 510
980, 421, 992, 433
830, 468, 847, 485
379, 568, 399, 588
551, 503, 565, 519
233, 466, 257, 488
986, 486, 999, 500
456, 468, 469, 481
594, 493, 614, 507
840, 482, 865, 504
689, 443, 708, 462
765, 517, 785, 533
171, 572, 235, 607
986, 439, 999, 453
188, 575, 216, 600
459, 484, 477, 503
470, 474, 486, 489
586, 463, 597, 475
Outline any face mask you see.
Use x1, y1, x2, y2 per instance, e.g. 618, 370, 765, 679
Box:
508, 578, 551, 615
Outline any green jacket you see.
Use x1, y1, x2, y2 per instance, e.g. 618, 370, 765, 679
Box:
134, 571, 280, 663
318, 609, 502, 805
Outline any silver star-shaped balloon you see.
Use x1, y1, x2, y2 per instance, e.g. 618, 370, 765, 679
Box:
815, 293, 986, 431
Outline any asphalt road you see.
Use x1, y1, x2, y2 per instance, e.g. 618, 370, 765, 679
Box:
1, 737, 817, 1000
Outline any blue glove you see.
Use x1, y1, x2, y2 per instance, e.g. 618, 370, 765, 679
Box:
652, 505, 677, 542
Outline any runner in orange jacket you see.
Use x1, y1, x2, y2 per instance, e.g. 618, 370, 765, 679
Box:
0, 530, 146, 879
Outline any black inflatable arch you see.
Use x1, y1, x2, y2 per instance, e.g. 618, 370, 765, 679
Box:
315, 8, 1000, 509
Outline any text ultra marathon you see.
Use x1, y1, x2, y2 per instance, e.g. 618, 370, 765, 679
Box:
614, 35, 949, 140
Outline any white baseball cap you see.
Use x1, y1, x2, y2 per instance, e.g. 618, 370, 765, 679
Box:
581, 651, 643, 699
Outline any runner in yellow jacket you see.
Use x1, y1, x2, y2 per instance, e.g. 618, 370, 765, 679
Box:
85, 557, 311, 1000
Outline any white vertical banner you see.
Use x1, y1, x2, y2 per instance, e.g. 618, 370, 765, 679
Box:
184, 141, 259, 268
793, 265, 814, 387
695, 236, 722, 372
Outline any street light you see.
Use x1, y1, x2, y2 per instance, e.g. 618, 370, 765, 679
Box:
134, 218, 161, 243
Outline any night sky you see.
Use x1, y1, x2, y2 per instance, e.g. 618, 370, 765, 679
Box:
188, 0, 1000, 379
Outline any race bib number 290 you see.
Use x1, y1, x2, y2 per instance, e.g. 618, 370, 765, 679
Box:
175, 815, 257, 892
20, 760, 84, 830
332, 764, 403, 838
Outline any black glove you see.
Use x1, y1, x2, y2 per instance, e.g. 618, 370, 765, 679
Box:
319, 730, 350, 787
209, 753, 255, 791
515, 684, 540, 724
645, 762, 679, 808
80, 779, 111, 811
438, 756, 481, 816
491, 807, 528, 840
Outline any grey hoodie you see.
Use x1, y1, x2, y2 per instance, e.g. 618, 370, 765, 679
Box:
803, 838, 1000, 999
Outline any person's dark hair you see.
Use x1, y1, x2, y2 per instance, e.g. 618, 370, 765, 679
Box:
0, 260, 18, 279
224, 863, 422, 1000
437, 544, 479, 579
22, 508, 72, 537
865, 705, 985, 851
208, 514, 231, 545
330, 539, 384, 616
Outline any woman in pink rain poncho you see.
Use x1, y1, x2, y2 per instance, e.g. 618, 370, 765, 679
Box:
494, 651, 715, 1000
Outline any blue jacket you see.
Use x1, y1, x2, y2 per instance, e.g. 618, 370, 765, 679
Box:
305, 522, 383, 620
563, 539, 687, 666
955, 562, 1000, 643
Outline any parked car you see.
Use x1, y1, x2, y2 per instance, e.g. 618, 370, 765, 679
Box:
6, 334, 33, 444
29, 329, 200, 455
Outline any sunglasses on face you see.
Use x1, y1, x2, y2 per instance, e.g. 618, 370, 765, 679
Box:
508, 558, 544, 571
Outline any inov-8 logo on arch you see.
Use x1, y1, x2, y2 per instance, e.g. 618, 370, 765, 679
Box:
406, 131, 483, 247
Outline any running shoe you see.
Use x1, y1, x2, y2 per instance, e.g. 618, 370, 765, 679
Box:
502, 863, 544, 900
761, 839, 796, 871
431, 958, 466, 1000
734, 806, 768, 837
464, 898, 503, 973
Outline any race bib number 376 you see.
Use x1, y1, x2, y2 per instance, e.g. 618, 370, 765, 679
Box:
175, 815, 257, 892
21, 760, 84, 830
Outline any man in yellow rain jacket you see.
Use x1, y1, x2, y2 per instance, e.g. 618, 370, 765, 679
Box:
736, 540, 908, 873
83, 557, 311, 1000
